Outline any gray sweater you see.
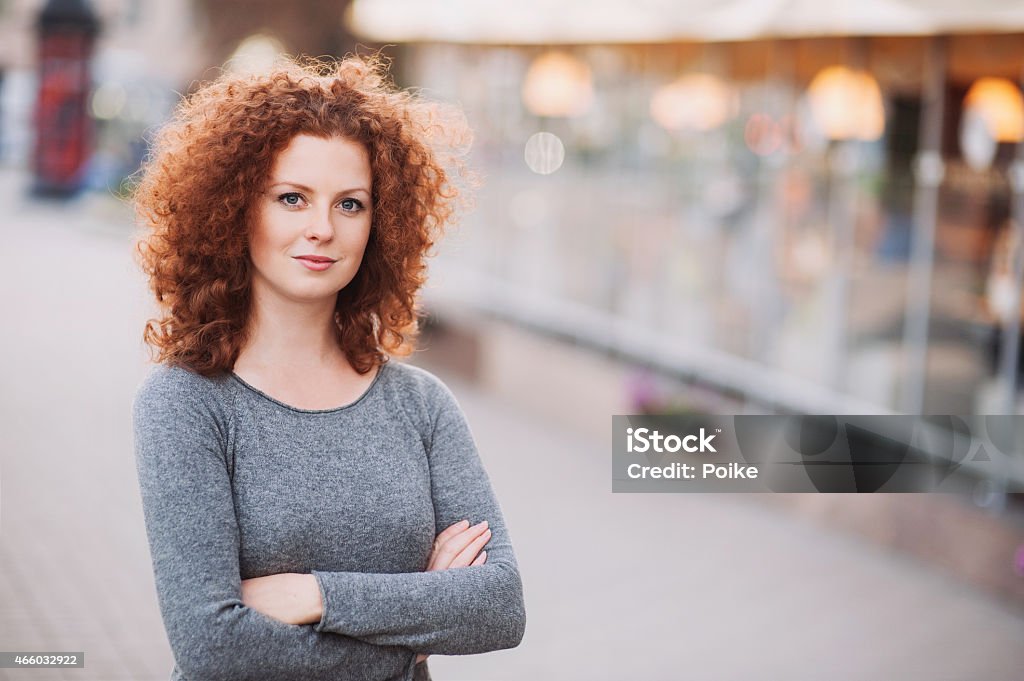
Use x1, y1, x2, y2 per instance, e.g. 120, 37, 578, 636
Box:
132, 359, 526, 681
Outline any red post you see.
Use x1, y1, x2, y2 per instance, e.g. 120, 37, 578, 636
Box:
32, 0, 100, 197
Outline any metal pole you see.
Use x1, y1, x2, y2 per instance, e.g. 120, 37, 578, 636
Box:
825, 38, 869, 397
750, 39, 795, 369
826, 137, 857, 395
900, 36, 947, 414
996, 65, 1024, 415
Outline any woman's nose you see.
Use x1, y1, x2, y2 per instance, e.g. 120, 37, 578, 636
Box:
305, 210, 335, 241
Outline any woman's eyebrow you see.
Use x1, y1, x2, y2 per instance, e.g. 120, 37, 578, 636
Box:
269, 181, 370, 195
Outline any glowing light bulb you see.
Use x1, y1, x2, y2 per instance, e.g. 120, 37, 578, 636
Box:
521, 51, 594, 118
807, 66, 885, 141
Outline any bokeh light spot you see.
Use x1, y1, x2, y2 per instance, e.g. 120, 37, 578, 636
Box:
524, 132, 565, 174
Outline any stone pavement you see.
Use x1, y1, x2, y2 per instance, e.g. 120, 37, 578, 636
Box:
0, 165, 1021, 680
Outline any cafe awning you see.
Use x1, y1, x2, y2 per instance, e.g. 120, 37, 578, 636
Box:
347, 0, 1024, 44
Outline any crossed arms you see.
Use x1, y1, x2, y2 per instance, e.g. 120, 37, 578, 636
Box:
132, 371, 526, 681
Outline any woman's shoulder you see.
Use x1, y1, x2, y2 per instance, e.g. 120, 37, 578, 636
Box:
382, 360, 465, 422
133, 363, 233, 418
384, 360, 456, 402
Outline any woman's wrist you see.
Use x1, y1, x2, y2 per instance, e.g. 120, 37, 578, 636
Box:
240, 572, 324, 625
298, 573, 324, 625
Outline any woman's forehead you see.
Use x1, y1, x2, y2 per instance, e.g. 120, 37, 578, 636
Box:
268, 134, 372, 188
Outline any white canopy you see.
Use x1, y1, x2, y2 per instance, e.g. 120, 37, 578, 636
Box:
347, 0, 1024, 44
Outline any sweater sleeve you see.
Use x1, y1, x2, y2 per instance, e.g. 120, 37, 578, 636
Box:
311, 374, 527, 655
133, 367, 419, 681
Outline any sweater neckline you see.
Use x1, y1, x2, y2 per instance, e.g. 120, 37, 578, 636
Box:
228, 361, 389, 414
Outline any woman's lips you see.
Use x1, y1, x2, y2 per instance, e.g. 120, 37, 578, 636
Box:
294, 256, 335, 271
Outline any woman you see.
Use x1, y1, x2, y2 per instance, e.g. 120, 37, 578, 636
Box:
131, 55, 526, 681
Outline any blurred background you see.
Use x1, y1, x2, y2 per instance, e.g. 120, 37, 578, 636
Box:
1, 0, 1023, 679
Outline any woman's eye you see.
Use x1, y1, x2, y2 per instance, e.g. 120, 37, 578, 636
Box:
278, 192, 304, 207
339, 198, 364, 213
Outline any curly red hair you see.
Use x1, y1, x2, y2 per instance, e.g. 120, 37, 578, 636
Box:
132, 55, 472, 376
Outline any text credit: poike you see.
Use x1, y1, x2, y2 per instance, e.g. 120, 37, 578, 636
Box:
625, 427, 759, 480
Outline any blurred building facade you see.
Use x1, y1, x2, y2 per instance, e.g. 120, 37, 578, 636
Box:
348, 6, 1024, 425
195, 0, 357, 71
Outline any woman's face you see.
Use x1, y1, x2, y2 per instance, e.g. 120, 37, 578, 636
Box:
249, 134, 373, 308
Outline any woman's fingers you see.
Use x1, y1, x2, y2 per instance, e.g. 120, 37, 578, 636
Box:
470, 550, 487, 566
433, 520, 470, 549
428, 521, 490, 571
426, 520, 469, 571
450, 527, 492, 569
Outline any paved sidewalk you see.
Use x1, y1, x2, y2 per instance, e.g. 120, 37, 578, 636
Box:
0, 169, 1021, 680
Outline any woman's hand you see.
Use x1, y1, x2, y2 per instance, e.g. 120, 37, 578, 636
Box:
426, 519, 491, 571
238, 522, 490, 662
240, 573, 322, 626
415, 519, 491, 664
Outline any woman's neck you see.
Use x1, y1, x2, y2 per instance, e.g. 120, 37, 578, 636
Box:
234, 298, 347, 375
